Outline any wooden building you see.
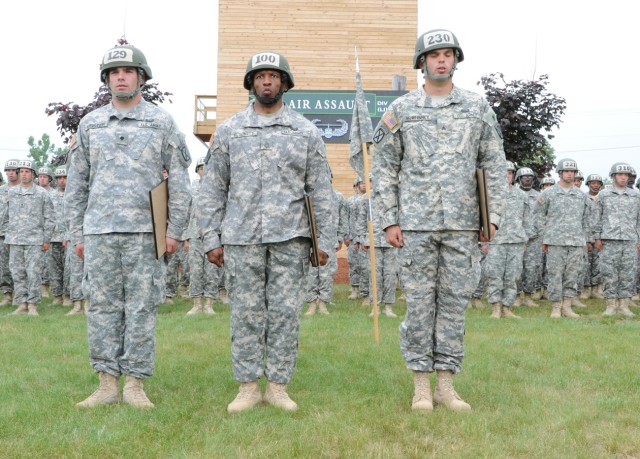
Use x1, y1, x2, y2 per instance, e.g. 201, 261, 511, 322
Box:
194, 0, 418, 197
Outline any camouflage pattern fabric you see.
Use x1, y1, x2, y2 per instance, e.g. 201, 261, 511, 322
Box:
520, 188, 543, 294
368, 246, 398, 304
345, 193, 362, 287
537, 184, 592, 247
225, 239, 309, 384
0, 237, 12, 294
47, 242, 67, 297
472, 245, 488, 299
599, 240, 637, 299
9, 245, 45, 304
66, 246, 84, 301
486, 243, 524, 306
545, 246, 585, 301
4, 184, 54, 245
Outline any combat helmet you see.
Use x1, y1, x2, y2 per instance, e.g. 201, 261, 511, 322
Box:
17, 159, 36, 173
100, 44, 153, 84
195, 156, 206, 173
540, 176, 555, 187
4, 159, 19, 171
413, 29, 464, 69
243, 51, 294, 90
37, 166, 53, 179
555, 158, 578, 173
505, 161, 516, 172
585, 174, 603, 185
609, 162, 633, 176
515, 167, 535, 182
54, 166, 67, 177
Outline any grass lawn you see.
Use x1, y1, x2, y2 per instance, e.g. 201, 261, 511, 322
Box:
1, 285, 639, 458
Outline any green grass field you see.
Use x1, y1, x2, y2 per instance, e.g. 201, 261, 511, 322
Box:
1, 286, 639, 458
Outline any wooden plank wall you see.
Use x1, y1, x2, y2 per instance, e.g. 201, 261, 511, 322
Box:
217, 0, 418, 198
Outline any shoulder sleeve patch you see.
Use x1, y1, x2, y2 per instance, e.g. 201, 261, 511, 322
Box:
381, 111, 398, 131
170, 132, 191, 168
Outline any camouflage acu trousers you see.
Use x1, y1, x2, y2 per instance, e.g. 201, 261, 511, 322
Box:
472, 246, 487, 299
599, 240, 637, 299
0, 236, 13, 293
188, 236, 221, 299
84, 233, 164, 379
399, 231, 479, 374
367, 246, 398, 305
347, 243, 360, 287
486, 243, 524, 306
584, 249, 600, 287
9, 245, 44, 304
47, 242, 67, 297
521, 237, 543, 293
225, 237, 310, 384
305, 248, 337, 303
66, 245, 84, 301
165, 241, 186, 297
545, 245, 583, 302
356, 247, 369, 296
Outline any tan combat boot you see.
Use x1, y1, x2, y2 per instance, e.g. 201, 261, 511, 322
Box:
561, 298, 580, 318
11, 303, 28, 315
63, 295, 72, 306
361, 297, 370, 307
550, 301, 562, 318
411, 371, 433, 411
186, 297, 203, 315
580, 287, 591, 300
512, 294, 522, 307
633, 293, 640, 302
592, 284, 604, 299
304, 301, 317, 316
27, 303, 39, 316
490, 302, 502, 319
572, 297, 587, 308
66, 300, 84, 316
618, 298, 635, 318
76, 372, 120, 408
228, 381, 263, 413
317, 300, 330, 315
264, 381, 298, 411
531, 289, 542, 301
433, 370, 471, 411
542, 288, 549, 300
164, 296, 174, 305
471, 298, 484, 308
219, 289, 230, 304
523, 293, 537, 307
52, 295, 64, 305
203, 297, 216, 315
0, 292, 12, 306
501, 306, 522, 319
40, 285, 49, 298
602, 298, 618, 316
383, 304, 397, 318
348, 286, 359, 300
123, 375, 154, 409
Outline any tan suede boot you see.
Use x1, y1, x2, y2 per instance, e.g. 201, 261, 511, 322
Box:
550, 301, 562, 318
383, 304, 397, 318
164, 296, 174, 305
317, 300, 330, 315
348, 286, 359, 300
40, 285, 49, 298
531, 289, 542, 301
52, 295, 63, 305
11, 302, 28, 315
219, 289, 230, 304
361, 297, 370, 307
602, 298, 617, 316
523, 293, 537, 307
76, 372, 120, 408
264, 381, 298, 411
512, 294, 522, 307
572, 297, 587, 308
0, 292, 12, 306
580, 288, 591, 300
490, 302, 502, 319
63, 295, 72, 307
186, 297, 203, 315
227, 381, 262, 413
591, 284, 604, 299
27, 303, 39, 316
304, 301, 317, 316
618, 298, 635, 318
123, 375, 154, 409
501, 306, 522, 319
433, 370, 471, 411
411, 371, 433, 411
66, 301, 84, 316
471, 298, 484, 308
203, 297, 216, 315
561, 298, 580, 318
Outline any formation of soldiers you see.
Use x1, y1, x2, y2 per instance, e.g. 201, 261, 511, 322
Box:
472, 159, 640, 319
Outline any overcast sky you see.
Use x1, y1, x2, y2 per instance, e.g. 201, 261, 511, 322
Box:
1, 0, 637, 186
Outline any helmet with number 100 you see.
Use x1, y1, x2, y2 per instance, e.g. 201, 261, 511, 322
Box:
413, 29, 464, 69
243, 51, 294, 90
100, 44, 153, 84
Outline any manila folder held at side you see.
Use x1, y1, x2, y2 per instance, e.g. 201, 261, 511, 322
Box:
149, 178, 168, 259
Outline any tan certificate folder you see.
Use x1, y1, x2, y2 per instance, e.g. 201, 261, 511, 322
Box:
149, 179, 168, 259
476, 168, 491, 241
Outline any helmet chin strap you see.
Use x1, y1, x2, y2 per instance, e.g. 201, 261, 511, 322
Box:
254, 85, 285, 106
422, 56, 458, 81
110, 73, 143, 102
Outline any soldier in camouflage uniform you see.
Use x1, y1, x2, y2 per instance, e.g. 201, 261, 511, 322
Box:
570, 170, 590, 308
304, 185, 348, 316
0, 159, 20, 307
538, 177, 555, 297
515, 167, 543, 306
66, 44, 191, 409
595, 163, 640, 317
163, 166, 190, 305
4, 160, 54, 316
48, 165, 70, 306
37, 166, 54, 299
373, 30, 506, 412
487, 163, 533, 319
537, 158, 592, 319
582, 174, 604, 299
470, 243, 488, 307
346, 178, 363, 299
357, 174, 399, 318
198, 51, 334, 413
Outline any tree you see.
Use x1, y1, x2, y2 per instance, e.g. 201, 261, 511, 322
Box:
27, 133, 66, 169
44, 37, 173, 166
478, 73, 566, 176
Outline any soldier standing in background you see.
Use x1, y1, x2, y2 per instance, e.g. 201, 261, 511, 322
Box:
373, 29, 506, 412
515, 167, 542, 306
66, 44, 191, 408
5, 160, 54, 316
199, 51, 334, 413
583, 174, 604, 299
346, 178, 363, 299
537, 159, 592, 319
0, 159, 20, 307
595, 163, 640, 317
37, 166, 54, 299
48, 165, 69, 306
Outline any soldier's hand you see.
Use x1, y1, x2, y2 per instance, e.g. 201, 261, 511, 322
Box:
75, 242, 85, 259
42, 242, 50, 252
183, 240, 190, 252
385, 225, 404, 248
595, 240, 603, 252
480, 244, 489, 254
362, 245, 369, 252
587, 242, 593, 253
479, 224, 498, 243
542, 243, 548, 254
207, 247, 224, 267
166, 237, 179, 255
317, 250, 329, 266
344, 239, 351, 248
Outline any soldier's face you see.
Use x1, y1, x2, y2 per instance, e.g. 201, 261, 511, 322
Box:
253, 70, 284, 97
425, 48, 455, 77
542, 183, 553, 190
38, 175, 50, 186
197, 166, 204, 178
108, 67, 140, 93
507, 170, 514, 183
19, 168, 33, 184
5, 170, 17, 183
357, 182, 366, 193
573, 178, 583, 188
613, 173, 629, 188
560, 170, 575, 184
588, 181, 601, 193
162, 169, 169, 179
57, 176, 67, 190
519, 175, 533, 190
